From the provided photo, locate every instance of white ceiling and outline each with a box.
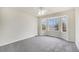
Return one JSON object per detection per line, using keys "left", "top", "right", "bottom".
{"left": 9, "top": 7, "right": 74, "bottom": 16}
{"left": 43, "top": 7, "right": 73, "bottom": 15}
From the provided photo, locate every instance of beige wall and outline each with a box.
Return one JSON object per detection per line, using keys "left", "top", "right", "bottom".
{"left": 39, "top": 9, "right": 75, "bottom": 42}
{"left": 0, "top": 8, "right": 38, "bottom": 46}
{"left": 75, "top": 8, "right": 79, "bottom": 49}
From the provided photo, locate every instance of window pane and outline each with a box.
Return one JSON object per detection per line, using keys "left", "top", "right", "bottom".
{"left": 61, "top": 16, "right": 68, "bottom": 32}
{"left": 41, "top": 19, "right": 47, "bottom": 31}
{"left": 48, "top": 17, "right": 59, "bottom": 31}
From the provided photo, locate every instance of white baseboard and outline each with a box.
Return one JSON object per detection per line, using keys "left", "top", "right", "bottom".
{"left": 0, "top": 34, "right": 37, "bottom": 47}
{"left": 75, "top": 40, "right": 79, "bottom": 50}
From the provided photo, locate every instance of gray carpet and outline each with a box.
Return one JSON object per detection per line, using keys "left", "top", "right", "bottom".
{"left": 0, "top": 36, "right": 78, "bottom": 52}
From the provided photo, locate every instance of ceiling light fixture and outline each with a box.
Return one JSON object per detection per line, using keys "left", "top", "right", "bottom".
{"left": 38, "top": 7, "right": 46, "bottom": 16}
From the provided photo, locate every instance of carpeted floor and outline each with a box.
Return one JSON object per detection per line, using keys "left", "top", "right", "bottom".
{"left": 0, "top": 36, "right": 78, "bottom": 52}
